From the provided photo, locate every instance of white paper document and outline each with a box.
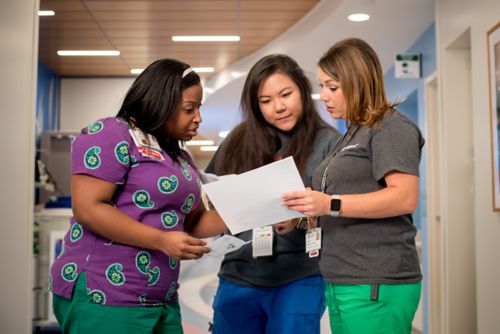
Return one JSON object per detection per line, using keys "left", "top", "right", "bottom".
{"left": 202, "top": 156, "right": 306, "bottom": 234}
{"left": 207, "top": 235, "right": 251, "bottom": 257}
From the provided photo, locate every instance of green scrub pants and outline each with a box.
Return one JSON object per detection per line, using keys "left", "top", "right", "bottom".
{"left": 52, "top": 272, "right": 183, "bottom": 334}
{"left": 325, "top": 282, "right": 421, "bottom": 334}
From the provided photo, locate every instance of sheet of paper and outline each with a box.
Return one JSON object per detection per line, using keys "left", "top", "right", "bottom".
{"left": 202, "top": 156, "right": 305, "bottom": 234}
{"left": 207, "top": 235, "right": 251, "bottom": 257}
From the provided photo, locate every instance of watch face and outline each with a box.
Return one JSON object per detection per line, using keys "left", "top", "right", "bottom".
{"left": 331, "top": 198, "right": 341, "bottom": 211}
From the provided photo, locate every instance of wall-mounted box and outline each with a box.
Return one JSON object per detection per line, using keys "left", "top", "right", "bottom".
{"left": 395, "top": 53, "right": 421, "bottom": 79}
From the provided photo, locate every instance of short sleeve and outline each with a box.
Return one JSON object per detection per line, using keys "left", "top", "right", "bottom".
{"left": 371, "top": 118, "right": 423, "bottom": 182}
{"left": 71, "top": 118, "right": 132, "bottom": 184}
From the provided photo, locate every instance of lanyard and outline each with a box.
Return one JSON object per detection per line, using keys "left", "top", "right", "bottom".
{"left": 320, "top": 125, "right": 359, "bottom": 192}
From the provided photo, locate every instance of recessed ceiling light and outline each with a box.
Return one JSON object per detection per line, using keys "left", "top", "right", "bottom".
{"left": 200, "top": 146, "right": 219, "bottom": 152}
{"left": 348, "top": 13, "right": 370, "bottom": 22}
{"left": 186, "top": 140, "right": 215, "bottom": 146}
{"left": 38, "top": 10, "right": 55, "bottom": 16}
{"left": 230, "top": 71, "right": 246, "bottom": 78}
{"left": 218, "top": 131, "right": 230, "bottom": 138}
{"left": 57, "top": 50, "right": 120, "bottom": 56}
{"left": 131, "top": 67, "right": 214, "bottom": 74}
{"left": 193, "top": 67, "right": 214, "bottom": 73}
{"left": 172, "top": 36, "right": 240, "bottom": 42}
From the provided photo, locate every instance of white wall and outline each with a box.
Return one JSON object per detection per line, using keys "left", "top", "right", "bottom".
{"left": 60, "top": 78, "right": 133, "bottom": 131}
{"left": 436, "top": 0, "right": 500, "bottom": 333}
{"left": 0, "top": 0, "right": 38, "bottom": 332}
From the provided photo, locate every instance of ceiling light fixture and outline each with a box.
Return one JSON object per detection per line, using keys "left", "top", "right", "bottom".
{"left": 38, "top": 10, "right": 55, "bottom": 16}
{"left": 193, "top": 67, "right": 214, "bottom": 73}
{"left": 131, "top": 67, "right": 214, "bottom": 74}
{"left": 348, "top": 13, "right": 370, "bottom": 22}
{"left": 172, "top": 36, "right": 240, "bottom": 42}
{"left": 200, "top": 146, "right": 219, "bottom": 152}
{"left": 218, "top": 131, "right": 230, "bottom": 138}
{"left": 57, "top": 50, "right": 120, "bottom": 56}
{"left": 186, "top": 140, "right": 215, "bottom": 146}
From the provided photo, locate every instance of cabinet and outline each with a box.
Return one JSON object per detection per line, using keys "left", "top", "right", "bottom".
{"left": 33, "top": 208, "right": 72, "bottom": 323}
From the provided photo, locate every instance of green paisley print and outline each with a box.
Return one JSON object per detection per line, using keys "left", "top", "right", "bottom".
{"left": 61, "top": 263, "right": 78, "bottom": 282}
{"left": 158, "top": 176, "right": 178, "bottom": 193}
{"left": 106, "top": 263, "right": 125, "bottom": 286}
{"left": 70, "top": 223, "right": 83, "bottom": 242}
{"left": 114, "top": 141, "right": 130, "bottom": 164}
{"left": 88, "top": 289, "right": 106, "bottom": 305}
{"left": 84, "top": 146, "right": 101, "bottom": 169}
{"left": 181, "top": 194, "right": 195, "bottom": 213}
{"left": 161, "top": 210, "right": 179, "bottom": 229}
{"left": 87, "top": 121, "right": 103, "bottom": 134}
{"left": 133, "top": 190, "right": 154, "bottom": 209}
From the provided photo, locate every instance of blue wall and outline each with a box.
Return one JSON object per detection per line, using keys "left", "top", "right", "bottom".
{"left": 36, "top": 61, "right": 60, "bottom": 146}
{"left": 384, "top": 23, "right": 436, "bottom": 334}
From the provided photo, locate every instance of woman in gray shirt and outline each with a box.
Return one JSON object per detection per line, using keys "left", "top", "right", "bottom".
{"left": 282, "top": 38, "right": 424, "bottom": 334}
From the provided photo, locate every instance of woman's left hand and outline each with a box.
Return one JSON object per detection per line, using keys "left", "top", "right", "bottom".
{"left": 281, "top": 187, "right": 331, "bottom": 217}
{"left": 273, "top": 219, "right": 296, "bottom": 234}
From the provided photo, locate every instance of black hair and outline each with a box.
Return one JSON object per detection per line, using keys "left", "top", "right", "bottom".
{"left": 117, "top": 58, "right": 200, "bottom": 160}
{"left": 214, "top": 54, "right": 330, "bottom": 175}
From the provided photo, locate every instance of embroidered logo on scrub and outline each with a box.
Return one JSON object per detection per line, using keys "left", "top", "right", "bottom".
{"left": 161, "top": 210, "right": 179, "bottom": 228}
{"left": 106, "top": 263, "right": 125, "bottom": 285}
{"left": 84, "top": 146, "right": 101, "bottom": 169}
{"left": 87, "top": 121, "right": 103, "bottom": 134}
{"left": 135, "top": 251, "right": 161, "bottom": 286}
{"left": 115, "top": 141, "right": 130, "bottom": 164}
{"left": 158, "top": 176, "right": 178, "bottom": 193}
{"left": 181, "top": 194, "right": 195, "bottom": 213}
{"left": 133, "top": 190, "right": 154, "bottom": 208}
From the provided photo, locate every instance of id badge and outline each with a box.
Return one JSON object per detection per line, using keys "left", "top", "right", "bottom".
{"left": 305, "top": 227, "right": 321, "bottom": 258}
{"left": 129, "top": 128, "right": 164, "bottom": 160}
{"left": 252, "top": 226, "right": 273, "bottom": 258}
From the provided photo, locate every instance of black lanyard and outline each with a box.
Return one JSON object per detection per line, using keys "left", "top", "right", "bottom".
{"left": 320, "top": 125, "right": 360, "bottom": 192}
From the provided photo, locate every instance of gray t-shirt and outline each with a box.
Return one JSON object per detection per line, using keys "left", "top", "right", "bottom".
{"left": 206, "top": 126, "right": 340, "bottom": 287}
{"left": 313, "top": 110, "right": 424, "bottom": 284}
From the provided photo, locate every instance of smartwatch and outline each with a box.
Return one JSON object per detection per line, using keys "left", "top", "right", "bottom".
{"left": 330, "top": 194, "right": 341, "bottom": 217}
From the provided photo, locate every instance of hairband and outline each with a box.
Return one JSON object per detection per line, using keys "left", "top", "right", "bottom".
{"left": 182, "top": 67, "right": 194, "bottom": 78}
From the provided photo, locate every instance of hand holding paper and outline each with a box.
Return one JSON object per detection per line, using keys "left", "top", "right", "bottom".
{"left": 207, "top": 235, "right": 251, "bottom": 257}
{"left": 202, "top": 157, "right": 306, "bottom": 234}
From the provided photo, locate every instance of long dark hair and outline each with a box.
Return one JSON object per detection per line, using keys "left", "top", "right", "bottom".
{"left": 117, "top": 58, "right": 200, "bottom": 161}
{"left": 214, "top": 54, "right": 329, "bottom": 175}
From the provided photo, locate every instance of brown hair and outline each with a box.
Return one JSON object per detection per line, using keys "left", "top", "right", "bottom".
{"left": 318, "top": 38, "right": 398, "bottom": 127}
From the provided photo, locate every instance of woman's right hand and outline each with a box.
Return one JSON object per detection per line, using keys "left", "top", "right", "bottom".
{"left": 156, "top": 231, "right": 210, "bottom": 260}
